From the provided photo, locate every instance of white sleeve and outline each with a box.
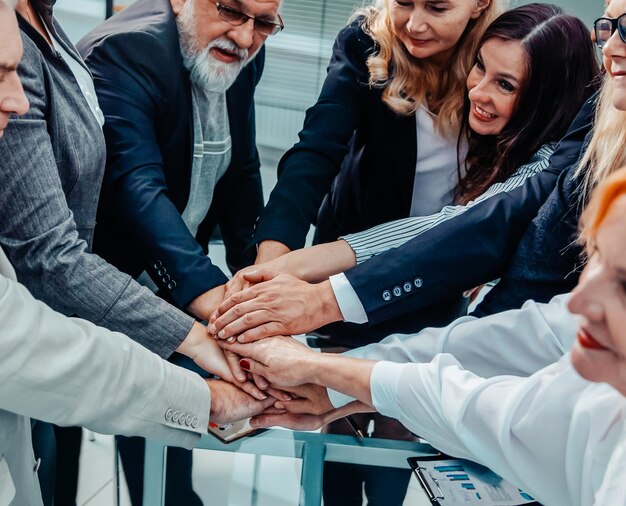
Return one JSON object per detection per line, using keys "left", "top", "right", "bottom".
{"left": 371, "top": 354, "right": 619, "bottom": 506}
{"left": 341, "top": 145, "right": 553, "bottom": 264}
{"left": 0, "top": 274, "right": 211, "bottom": 449}
{"left": 328, "top": 294, "right": 576, "bottom": 408}
{"left": 329, "top": 272, "right": 368, "bottom": 323}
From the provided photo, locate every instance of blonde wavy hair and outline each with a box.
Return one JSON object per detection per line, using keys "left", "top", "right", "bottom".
{"left": 355, "top": 0, "right": 502, "bottom": 137}
{"left": 576, "top": 75, "right": 626, "bottom": 203}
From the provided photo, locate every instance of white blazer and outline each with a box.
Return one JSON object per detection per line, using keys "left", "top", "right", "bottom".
{"left": 0, "top": 247, "right": 210, "bottom": 505}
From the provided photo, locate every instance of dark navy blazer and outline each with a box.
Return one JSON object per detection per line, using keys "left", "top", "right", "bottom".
{"left": 254, "top": 20, "right": 420, "bottom": 250}
{"left": 343, "top": 93, "right": 596, "bottom": 326}
{"left": 78, "top": 0, "right": 264, "bottom": 308}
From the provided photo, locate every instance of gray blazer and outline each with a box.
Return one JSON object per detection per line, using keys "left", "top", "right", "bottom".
{"left": 0, "top": 246, "right": 210, "bottom": 506}
{"left": 0, "top": 3, "right": 193, "bottom": 357}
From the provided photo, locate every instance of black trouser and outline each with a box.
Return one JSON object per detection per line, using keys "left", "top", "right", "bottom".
{"left": 31, "top": 421, "right": 82, "bottom": 506}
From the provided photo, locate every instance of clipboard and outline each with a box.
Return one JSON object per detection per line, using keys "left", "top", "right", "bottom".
{"left": 407, "top": 455, "right": 541, "bottom": 506}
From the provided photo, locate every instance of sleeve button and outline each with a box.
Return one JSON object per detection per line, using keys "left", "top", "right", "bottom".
{"left": 414, "top": 278, "right": 423, "bottom": 288}
{"left": 165, "top": 409, "right": 173, "bottom": 421}
{"left": 392, "top": 286, "right": 402, "bottom": 297}
{"left": 382, "top": 290, "right": 392, "bottom": 301}
{"left": 403, "top": 282, "right": 412, "bottom": 293}
{"left": 172, "top": 411, "right": 180, "bottom": 423}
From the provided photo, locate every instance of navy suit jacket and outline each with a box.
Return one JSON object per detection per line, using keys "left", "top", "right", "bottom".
{"left": 343, "top": 93, "right": 596, "bottom": 325}
{"left": 78, "top": 0, "right": 264, "bottom": 308}
{"left": 254, "top": 20, "right": 419, "bottom": 249}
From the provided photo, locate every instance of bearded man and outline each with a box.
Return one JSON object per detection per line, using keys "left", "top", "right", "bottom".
{"left": 78, "top": 0, "right": 282, "bottom": 324}
{"left": 77, "top": 0, "right": 282, "bottom": 503}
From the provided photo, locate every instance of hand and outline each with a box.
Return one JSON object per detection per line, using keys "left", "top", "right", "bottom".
{"left": 217, "top": 249, "right": 296, "bottom": 309}
{"left": 208, "top": 273, "right": 343, "bottom": 342}
{"left": 250, "top": 400, "right": 370, "bottom": 431}
{"left": 255, "top": 240, "right": 291, "bottom": 264}
{"left": 214, "top": 265, "right": 279, "bottom": 317}
{"left": 271, "top": 383, "right": 333, "bottom": 415}
{"left": 207, "top": 379, "right": 277, "bottom": 426}
{"left": 187, "top": 284, "right": 226, "bottom": 322}
{"left": 220, "top": 335, "right": 317, "bottom": 387}
{"left": 223, "top": 348, "right": 294, "bottom": 402}
{"left": 177, "top": 322, "right": 268, "bottom": 400}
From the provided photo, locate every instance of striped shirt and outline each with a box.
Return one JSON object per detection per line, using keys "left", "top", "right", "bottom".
{"left": 342, "top": 144, "right": 556, "bottom": 264}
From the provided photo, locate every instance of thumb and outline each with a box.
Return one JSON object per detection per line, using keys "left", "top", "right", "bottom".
{"left": 242, "top": 267, "right": 278, "bottom": 284}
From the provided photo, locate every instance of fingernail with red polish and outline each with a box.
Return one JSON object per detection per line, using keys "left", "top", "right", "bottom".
{"left": 240, "top": 359, "right": 250, "bottom": 370}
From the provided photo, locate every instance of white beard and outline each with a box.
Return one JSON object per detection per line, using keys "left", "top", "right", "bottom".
{"left": 176, "top": 0, "right": 253, "bottom": 93}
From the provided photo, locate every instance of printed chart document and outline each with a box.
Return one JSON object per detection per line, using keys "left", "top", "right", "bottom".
{"left": 408, "top": 456, "right": 540, "bottom": 505}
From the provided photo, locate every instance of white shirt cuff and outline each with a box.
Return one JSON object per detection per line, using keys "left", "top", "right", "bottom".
{"left": 328, "top": 273, "right": 368, "bottom": 324}
{"left": 328, "top": 346, "right": 369, "bottom": 408}
{"left": 370, "top": 361, "right": 408, "bottom": 418}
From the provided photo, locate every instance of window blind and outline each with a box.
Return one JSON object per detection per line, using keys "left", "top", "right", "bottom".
{"left": 255, "top": 0, "right": 365, "bottom": 151}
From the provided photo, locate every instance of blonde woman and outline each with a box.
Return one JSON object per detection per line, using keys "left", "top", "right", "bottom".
{"left": 253, "top": 2, "right": 494, "bottom": 502}
{"left": 254, "top": 0, "right": 499, "bottom": 263}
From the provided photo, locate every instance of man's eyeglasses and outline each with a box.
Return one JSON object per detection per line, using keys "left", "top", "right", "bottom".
{"left": 594, "top": 14, "right": 626, "bottom": 48}
{"left": 214, "top": 1, "right": 284, "bottom": 36}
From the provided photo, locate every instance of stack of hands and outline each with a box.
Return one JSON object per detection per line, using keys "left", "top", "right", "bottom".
{"left": 180, "top": 242, "right": 368, "bottom": 429}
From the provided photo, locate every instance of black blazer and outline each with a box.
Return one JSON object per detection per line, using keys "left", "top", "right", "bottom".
{"left": 254, "top": 19, "right": 419, "bottom": 249}
{"left": 78, "top": 0, "right": 264, "bottom": 308}
{"left": 343, "top": 94, "right": 596, "bottom": 325}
